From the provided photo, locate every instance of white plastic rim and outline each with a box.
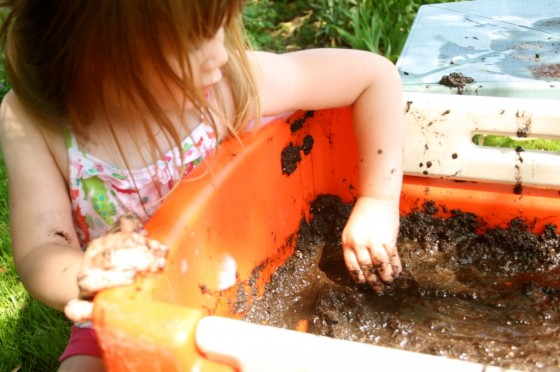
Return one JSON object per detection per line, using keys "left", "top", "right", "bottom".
{"left": 403, "top": 92, "right": 560, "bottom": 189}
{"left": 196, "top": 316, "right": 514, "bottom": 372}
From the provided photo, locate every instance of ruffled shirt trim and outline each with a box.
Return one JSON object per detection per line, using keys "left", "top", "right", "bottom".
{"left": 65, "top": 124, "right": 217, "bottom": 247}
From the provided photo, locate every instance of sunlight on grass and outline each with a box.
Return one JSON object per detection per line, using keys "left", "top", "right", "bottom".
{"left": 244, "top": 0, "right": 463, "bottom": 62}
{"left": 473, "top": 134, "right": 560, "bottom": 152}
{"left": 0, "top": 152, "right": 70, "bottom": 372}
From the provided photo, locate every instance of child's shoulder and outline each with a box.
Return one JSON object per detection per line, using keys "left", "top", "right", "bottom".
{"left": 1, "top": 90, "right": 23, "bottom": 122}
{"left": 0, "top": 91, "right": 33, "bottom": 143}
{"left": 0, "top": 90, "right": 68, "bottom": 178}
{"left": 1, "top": 90, "right": 44, "bottom": 134}
{"left": 0, "top": 90, "right": 60, "bottom": 139}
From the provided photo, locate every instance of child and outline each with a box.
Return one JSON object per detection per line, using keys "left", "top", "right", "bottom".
{"left": 0, "top": 1, "right": 404, "bottom": 370}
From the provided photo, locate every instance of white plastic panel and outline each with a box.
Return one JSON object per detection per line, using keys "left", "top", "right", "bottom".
{"left": 196, "top": 316, "right": 506, "bottom": 372}
{"left": 403, "top": 92, "right": 560, "bottom": 189}
{"left": 396, "top": 0, "right": 560, "bottom": 99}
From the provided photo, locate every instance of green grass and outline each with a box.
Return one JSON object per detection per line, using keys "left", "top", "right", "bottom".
{"left": 0, "top": 151, "right": 71, "bottom": 372}
{"left": 474, "top": 135, "right": 560, "bottom": 152}
{"left": 244, "top": 0, "right": 462, "bottom": 62}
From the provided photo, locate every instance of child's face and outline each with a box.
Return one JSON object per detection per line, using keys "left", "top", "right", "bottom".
{"left": 187, "top": 27, "right": 228, "bottom": 90}
{"left": 151, "top": 27, "right": 227, "bottom": 109}
{"left": 103, "top": 27, "right": 228, "bottom": 115}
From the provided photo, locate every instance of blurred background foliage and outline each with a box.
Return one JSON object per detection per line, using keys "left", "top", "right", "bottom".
{"left": 243, "top": 0, "right": 461, "bottom": 62}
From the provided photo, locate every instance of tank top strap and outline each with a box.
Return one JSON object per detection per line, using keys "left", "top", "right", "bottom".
{"left": 62, "top": 125, "right": 79, "bottom": 152}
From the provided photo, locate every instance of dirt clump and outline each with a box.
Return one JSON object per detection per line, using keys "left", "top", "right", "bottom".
{"left": 280, "top": 143, "right": 302, "bottom": 175}
{"left": 530, "top": 63, "right": 560, "bottom": 80}
{"left": 242, "top": 195, "right": 560, "bottom": 371}
{"left": 439, "top": 72, "right": 475, "bottom": 95}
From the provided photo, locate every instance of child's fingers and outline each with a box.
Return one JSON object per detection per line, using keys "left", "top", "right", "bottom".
{"left": 343, "top": 248, "right": 365, "bottom": 284}
{"left": 361, "top": 264, "right": 384, "bottom": 293}
{"left": 382, "top": 241, "right": 403, "bottom": 281}
{"left": 109, "top": 245, "right": 167, "bottom": 272}
{"left": 375, "top": 261, "right": 394, "bottom": 284}
{"left": 78, "top": 269, "right": 136, "bottom": 298}
{"left": 389, "top": 248, "right": 402, "bottom": 279}
{"left": 345, "top": 244, "right": 403, "bottom": 293}
{"left": 351, "top": 243, "right": 377, "bottom": 286}
{"left": 147, "top": 239, "right": 169, "bottom": 269}
{"left": 148, "top": 238, "right": 169, "bottom": 254}
{"left": 343, "top": 243, "right": 393, "bottom": 291}
{"left": 64, "top": 299, "right": 94, "bottom": 323}
{"left": 365, "top": 243, "right": 395, "bottom": 283}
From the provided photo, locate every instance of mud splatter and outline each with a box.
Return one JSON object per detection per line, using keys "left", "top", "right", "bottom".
{"left": 281, "top": 143, "right": 302, "bottom": 175}
{"left": 301, "top": 135, "right": 314, "bottom": 155}
{"left": 51, "top": 230, "right": 72, "bottom": 245}
{"left": 290, "top": 111, "right": 315, "bottom": 133}
{"left": 530, "top": 63, "right": 560, "bottom": 80}
{"left": 439, "top": 72, "right": 475, "bottom": 95}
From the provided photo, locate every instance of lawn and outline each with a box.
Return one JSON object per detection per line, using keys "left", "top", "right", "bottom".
{"left": 0, "top": 1, "right": 474, "bottom": 370}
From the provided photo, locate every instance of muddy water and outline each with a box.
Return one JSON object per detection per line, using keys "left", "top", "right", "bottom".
{"left": 242, "top": 195, "right": 560, "bottom": 371}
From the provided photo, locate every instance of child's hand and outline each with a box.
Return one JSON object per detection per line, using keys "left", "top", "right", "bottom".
{"left": 64, "top": 212, "right": 168, "bottom": 322}
{"left": 341, "top": 197, "right": 401, "bottom": 293}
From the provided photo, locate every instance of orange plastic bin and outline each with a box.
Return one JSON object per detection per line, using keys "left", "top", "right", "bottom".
{"left": 93, "top": 95, "right": 560, "bottom": 371}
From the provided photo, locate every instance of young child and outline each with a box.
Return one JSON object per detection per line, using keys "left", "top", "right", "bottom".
{"left": 0, "top": 1, "right": 404, "bottom": 370}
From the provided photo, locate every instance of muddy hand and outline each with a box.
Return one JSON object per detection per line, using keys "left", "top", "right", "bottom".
{"left": 65, "top": 212, "right": 168, "bottom": 322}
{"left": 77, "top": 226, "right": 168, "bottom": 298}
{"left": 341, "top": 197, "right": 402, "bottom": 293}
{"left": 65, "top": 299, "right": 94, "bottom": 323}
{"left": 343, "top": 242, "right": 401, "bottom": 293}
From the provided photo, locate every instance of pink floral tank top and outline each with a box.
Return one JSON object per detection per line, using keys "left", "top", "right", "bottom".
{"left": 65, "top": 124, "right": 217, "bottom": 248}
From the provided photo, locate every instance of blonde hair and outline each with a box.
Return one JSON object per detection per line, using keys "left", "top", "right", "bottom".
{"left": 0, "top": 0, "right": 259, "bottom": 173}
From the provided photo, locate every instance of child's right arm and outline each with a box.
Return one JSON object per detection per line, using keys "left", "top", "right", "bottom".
{"left": 0, "top": 91, "right": 83, "bottom": 311}
{"left": 1, "top": 92, "right": 169, "bottom": 316}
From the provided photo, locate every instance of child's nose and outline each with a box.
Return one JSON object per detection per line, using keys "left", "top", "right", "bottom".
{"left": 200, "top": 49, "right": 228, "bottom": 72}
{"left": 200, "top": 28, "right": 228, "bottom": 72}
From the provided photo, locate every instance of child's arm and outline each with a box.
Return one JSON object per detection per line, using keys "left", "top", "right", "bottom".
{"left": 0, "top": 91, "right": 84, "bottom": 310}
{"left": 1, "top": 93, "right": 168, "bottom": 315}
{"left": 252, "top": 49, "right": 404, "bottom": 291}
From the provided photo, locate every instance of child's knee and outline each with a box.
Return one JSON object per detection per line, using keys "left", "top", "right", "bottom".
{"left": 58, "top": 355, "right": 104, "bottom": 372}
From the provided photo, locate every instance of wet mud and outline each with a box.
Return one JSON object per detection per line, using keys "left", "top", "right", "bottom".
{"left": 439, "top": 72, "right": 475, "bottom": 95}
{"left": 281, "top": 111, "right": 315, "bottom": 175}
{"left": 242, "top": 195, "right": 560, "bottom": 371}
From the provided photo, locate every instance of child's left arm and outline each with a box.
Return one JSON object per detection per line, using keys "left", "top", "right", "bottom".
{"left": 252, "top": 49, "right": 404, "bottom": 292}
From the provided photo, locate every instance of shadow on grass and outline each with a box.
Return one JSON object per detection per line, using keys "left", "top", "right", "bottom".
{"left": 2, "top": 295, "right": 70, "bottom": 372}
